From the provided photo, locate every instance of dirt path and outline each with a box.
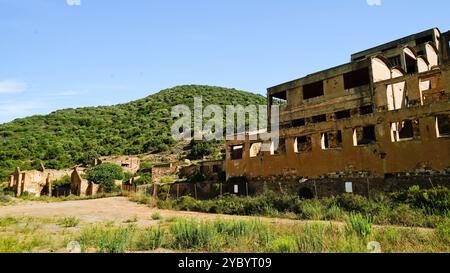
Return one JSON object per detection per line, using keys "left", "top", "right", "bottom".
{"left": 0, "top": 197, "right": 434, "bottom": 232}
{"left": 0, "top": 197, "right": 307, "bottom": 227}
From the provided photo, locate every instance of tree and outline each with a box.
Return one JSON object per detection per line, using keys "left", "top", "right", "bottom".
{"left": 188, "top": 140, "right": 217, "bottom": 160}
{"left": 86, "top": 163, "right": 124, "bottom": 193}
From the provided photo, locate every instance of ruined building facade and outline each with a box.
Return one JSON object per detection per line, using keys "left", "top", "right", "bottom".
{"left": 225, "top": 28, "right": 450, "bottom": 197}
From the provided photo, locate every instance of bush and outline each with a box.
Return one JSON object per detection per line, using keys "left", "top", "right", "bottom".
{"left": 52, "top": 176, "right": 71, "bottom": 190}
{"left": 86, "top": 163, "right": 124, "bottom": 193}
{"left": 345, "top": 213, "right": 372, "bottom": 239}
{"left": 79, "top": 225, "right": 135, "bottom": 253}
{"left": 272, "top": 236, "right": 298, "bottom": 253}
{"left": 134, "top": 226, "right": 165, "bottom": 250}
{"left": 296, "top": 224, "right": 326, "bottom": 253}
{"left": 298, "top": 200, "right": 325, "bottom": 220}
{"left": 435, "top": 218, "right": 450, "bottom": 244}
{"left": 151, "top": 212, "right": 162, "bottom": 220}
{"left": 170, "top": 219, "right": 216, "bottom": 249}
{"left": 336, "top": 194, "right": 370, "bottom": 213}
{"left": 388, "top": 204, "right": 425, "bottom": 227}
{"left": 391, "top": 186, "right": 450, "bottom": 215}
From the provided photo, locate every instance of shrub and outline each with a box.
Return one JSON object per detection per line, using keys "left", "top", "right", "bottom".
{"left": 58, "top": 217, "right": 79, "bottom": 228}
{"left": 296, "top": 224, "right": 326, "bottom": 253}
{"left": 170, "top": 219, "right": 216, "bottom": 249}
{"left": 345, "top": 213, "right": 372, "bottom": 239}
{"left": 131, "top": 192, "right": 153, "bottom": 205}
{"left": 52, "top": 175, "right": 71, "bottom": 191}
{"left": 79, "top": 225, "right": 135, "bottom": 253}
{"left": 0, "top": 194, "right": 13, "bottom": 204}
{"left": 435, "top": 218, "right": 450, "bottom": 244}
{"left": 272, "top": 236, "right": 298, "bottom": 253}
{"left": 0, "top": 217, "right": 19, "bottom": 227}
{"left": 134, "top": 226, "right": 165, "bottom": 250}
{"left": 299, "top": 200, "right": 325, "bottom": 220}
{"left": 391, "top": 186, "right": 450, "bottom": 215}
{"left": 86, "top": 163, "right": 124, "bottom": 193}
{"left": 325, "top": 205, "right": 344, "bottom": 221}
{"left": 388, "top": 204, "right": 425, "bottom": 227}
{"left": 151, "top": 212, "right": 162, "bottom": 220}
{"left": 336, "top": 194, "right": 370, "bottom": 213}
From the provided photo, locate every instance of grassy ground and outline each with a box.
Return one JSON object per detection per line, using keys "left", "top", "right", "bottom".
{"left": 1, "top": 214, "right": 449, "bottom": 253}
{"left": 0, "top": 192, "right": 122, "bottom": 206}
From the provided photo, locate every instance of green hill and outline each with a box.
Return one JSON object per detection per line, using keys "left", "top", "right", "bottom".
{"left": 0, "top": 85, "right": 266, "bottom": 181}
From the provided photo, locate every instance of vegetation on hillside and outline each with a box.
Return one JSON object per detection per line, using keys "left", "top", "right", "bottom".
{"left": 0, "top": 85, "right": 266, "bottom": 181}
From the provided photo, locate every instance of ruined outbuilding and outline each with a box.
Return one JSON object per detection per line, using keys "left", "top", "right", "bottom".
{"left": 95, "top": 156, "right": 141, "bottom": 174}
{"left": 226, "top": 28, "right": 450, "bottom": 197}
{"left": 70, "top": 167, "right": 102, "bottom": 197}
{"left": 9, "top": 164, "right": 72, "bottom": 197}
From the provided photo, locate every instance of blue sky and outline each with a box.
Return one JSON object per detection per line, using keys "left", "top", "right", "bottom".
{"left": 0, "top": 0, "right": 449, "bottom": 123}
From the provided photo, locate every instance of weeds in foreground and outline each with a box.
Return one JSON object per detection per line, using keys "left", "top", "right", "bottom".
{"left": 58, "top": 217, "right": 80, "bottom": 228}
{"left": 345, "top": 213, "right": 373, "bottom": 239}
{"left": 151, "top": 212, "right": 162, "bottom": 220}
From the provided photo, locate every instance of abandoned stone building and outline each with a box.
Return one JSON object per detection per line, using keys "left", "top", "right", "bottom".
{"left": 225, "top": 28, "right": 450, "bottom": 198}
{"left": 95, "top": 156, "right": 141, "bottom": 174}
{"left": 9, "top": 164, "right": 72, "bottom": 197}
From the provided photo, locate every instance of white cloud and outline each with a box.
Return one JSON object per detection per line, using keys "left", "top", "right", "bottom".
{"left": 66, "top": 0, "right": 81, "bottom": 6}
{"left": 48, "top": 90, "right": 85, "bottom": 97}
{"left": 0, "top": 79, "right": 27, "bottom": 94}
{"left": 0, "top": 100, "right": 47, "bottom": 124}
{"left": 367, "top": 0, "right": 382, "bottom": 6}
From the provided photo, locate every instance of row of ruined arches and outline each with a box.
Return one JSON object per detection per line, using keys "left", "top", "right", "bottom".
{"left": 371, "top": 42, "right": 440, "bottom": 111}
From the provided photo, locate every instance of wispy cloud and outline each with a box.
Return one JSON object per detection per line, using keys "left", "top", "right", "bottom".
{"left": 66, "top": 0, "right": 81, "bottom": 6}
{"left": 0, "top": 100, "right": 47, "bottom": 124}
{"left": 0, "top": 79, "right": 27, "bottom": 94}
{"left": 48, "top": 90, "right": 86, "bottom": 97}
{"left": 367, "top": 0, "right": 382, "bottom": 6}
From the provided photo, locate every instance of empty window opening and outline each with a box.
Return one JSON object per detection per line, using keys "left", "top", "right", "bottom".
{"left": 298, "top": 187, "right": 314, "bottom": 199}
{"left": 271, "top": 138, "right": 286, "bottom": 155}
{"left": 388, "top": 55, "right": 402, "bottom": 67}
{"left": 436, "top": 115, "right": 450, "bottom": 138}
{"left": 391, "top": 120, "right": 419, "bottom": 142}
{"left": 343, "top": 67, "right": 370, "bottom": 90}
{"left": 405, "top": 54, "right": 418, "bottom": 74}
{"left": 294, "top": 136, "right": 312, "bottom": 153}
{"left": 270, "top": 91, "right": 287, "bottom": 105}
{"left": 359, "top": 105, "right": 374, "bottom": 115}
{"left": 292, "top": 118, "right": 305, "bottom": 127}
{"left": 303, "top": 81, "right": 324, "bottom": 100}
{"left": 387, "top": 81, "right": 408, "bottom": 111}
{"left": 321, "top": 131, "right": 343, "bottom": 150}
{"left": 312, "top": 114, "right": 327, "bottom": 124}
{"left": 353, "top": 126, "right": 376, "bottom": 146}
{"left": 335, "top": 110, "right": 351, "bottom": 120}
{"left": 249, "top": 142, "right": 262, "bottom": 158}
{"left": 212, "top": 165, "right": 221, "bottom": 173}
{"left": 415, "top": 35, "right": 434, "bottom": 46}
{"left": 231, "top": 145, "right": 244, "bottom": 160}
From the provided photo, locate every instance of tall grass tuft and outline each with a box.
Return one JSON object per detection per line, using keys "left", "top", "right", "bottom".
{"left": 58, "top": 217, "right": 79, "bottom": 228}
{"left": 79, "top": 225, "right": 135, "bottom": 253}
{"left": 134, "top": 226, "right": 165, "bottom": 251}
{"left": 345, "top": 213, "right": 372, "bottom": 239}
{"left": 170, "top": 219, "right": 216, "bottom": 249}
{"left": 296, "top": 224, "right": 326, "bottom": 253}
{"left": 272, "top": 236, "right": 298, "bottom": 253}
